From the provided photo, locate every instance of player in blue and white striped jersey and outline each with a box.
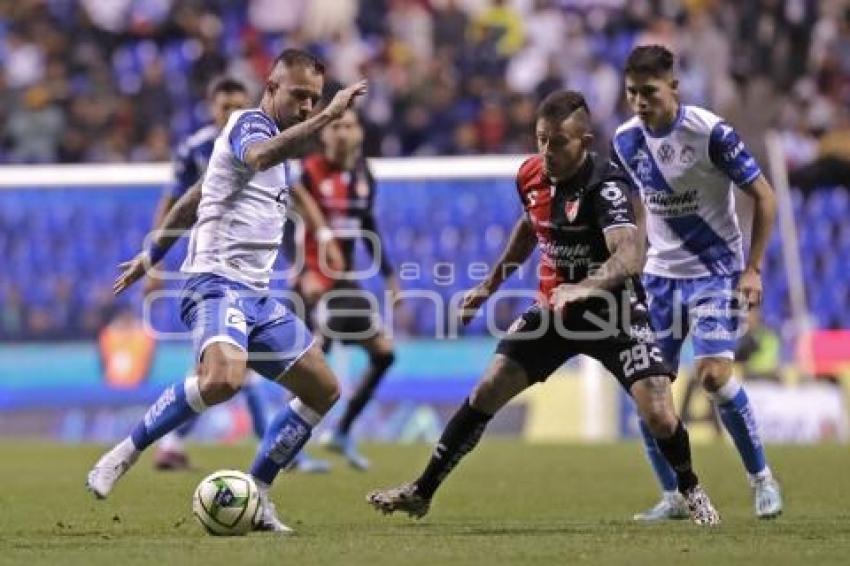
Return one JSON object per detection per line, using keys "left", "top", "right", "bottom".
{"left": 87, "top": 49, "right": 367, "bottom": 533}
{"left": 145, "top": 77, "right": 329, "bottom": 474}
{"left": 612, "top": 45, "right": 783, "bottom": 521}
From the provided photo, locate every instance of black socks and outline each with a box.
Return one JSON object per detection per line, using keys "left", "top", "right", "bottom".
{"left": 337, "top": 352, "right": 395, "bottom": 435}
{"left": 654, "top": 419, "right": 699, "bottom": 494}
{"left": 415, "top": 399, "right": 493, "bottom": 499}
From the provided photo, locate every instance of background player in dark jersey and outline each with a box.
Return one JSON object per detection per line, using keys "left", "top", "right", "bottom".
{"left": 292, "top": 108, "right": 400, "bottom": 470}
{"left": 367, "top": 91, "right": 720, "bottom": 525}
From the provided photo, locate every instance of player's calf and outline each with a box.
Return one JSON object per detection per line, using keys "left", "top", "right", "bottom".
{"left": 249, "top": 345, "right": 340, "bottom": 491}
{"left": 698, "top": 356, "right": 779, "bottom": 515}
{"left": 631, "top": 374, "right": 721, "bottom": 525}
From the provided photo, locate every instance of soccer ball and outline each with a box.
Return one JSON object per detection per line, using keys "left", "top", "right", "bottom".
{"left": 192, "top": 470, "right": 260, "bottom": 536}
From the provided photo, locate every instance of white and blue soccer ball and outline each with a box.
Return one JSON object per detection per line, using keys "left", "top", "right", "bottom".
{"left": 192, "top": 470, "right": 260, "bottom": 536}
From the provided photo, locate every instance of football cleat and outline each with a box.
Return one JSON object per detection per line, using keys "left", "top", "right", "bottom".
{"left": 86, "top": 439, "right": 139, "bottom": 499}
{"left": 367, "top": 483, "right": 431, "bottom": 519}
{"left": 287, "top": 452, "right": 332, "bottom": 474}
{"left": 633, "top": 492, "right": 690, "bottom": 522}
{"left": 684, "top": 485, "right": 721, "bottom": 526}
{"left": 752, "top": 475, "right": 783, "bottom": 519}
{"left": 323, "top": 431, "right": 370, "bottom": 471}
{"left": 254, "top": 489, "right": 294, "bottom": 534}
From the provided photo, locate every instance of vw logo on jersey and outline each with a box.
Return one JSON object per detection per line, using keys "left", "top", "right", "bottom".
{"left": 564, "top": 197, "right": 581, "bottom": 222}
{"left": 658, "top": 142, "right": 676, "bottom": 164}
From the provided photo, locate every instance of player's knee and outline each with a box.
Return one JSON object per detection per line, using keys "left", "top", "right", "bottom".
{"left": 198, "top": 355, "right": 246, "bottom": 405}
{"left": 198, "top": 369, "right": 243, "bottom": 405}
{"left": 696, "top": 358, "right": 732, "bottom": 392}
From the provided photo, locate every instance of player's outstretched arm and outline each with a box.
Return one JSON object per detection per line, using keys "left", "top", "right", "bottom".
{"left": 113, "top": 182, "right": 203, "bottom": 295}
{"left": 459, "top": 216, "right": 535, "bottom": 325}
{"left": 551, "top": 225, "right": 641, "bottom": 310}
{"left": 243, "top": 81, "right": 368, "bottom": 171}
{"left": 738, "top": 174, "right": 777, "bottom": 307}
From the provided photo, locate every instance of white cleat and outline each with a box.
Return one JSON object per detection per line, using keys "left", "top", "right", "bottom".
{"left": 684, "top": 485, "right": 721, "bottom": 526}
{"left": 254, "top": 490, "right": 294, "bottom": 534}
{"left": 633, "top": 492, "right": 690, "bottom": 522}
{"left": 753, "top": 476, "right": 783, "bottom": 519}
{"left": 86, "top": 439, "right": 139, "bottom": 499}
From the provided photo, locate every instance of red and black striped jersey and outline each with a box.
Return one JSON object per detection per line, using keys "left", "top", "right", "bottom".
{"left": 299, "top": 153, "right": 392, "bottom": 285}
{"left": 516, "top": 153, "right": 638, "bottom": 301}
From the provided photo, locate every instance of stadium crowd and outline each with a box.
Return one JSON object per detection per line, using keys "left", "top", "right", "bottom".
{"left": 0, "top": 0, "right": 848, "bottom": 170}
{"left": 1, "top": 0, "right": 849, "bottom": 342}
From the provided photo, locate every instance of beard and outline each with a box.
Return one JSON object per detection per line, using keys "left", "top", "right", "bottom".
{"left": 276, "top": 112, "right": 302, "bottom": 130}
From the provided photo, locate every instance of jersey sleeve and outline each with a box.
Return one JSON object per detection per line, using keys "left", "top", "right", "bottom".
{"left": 164, "top": 142, "right": 198, "bottom": 199}
{"left": 607, "top": 141, "right": 639, "bottom": 194}
{"left": 228, "top": 112, "right": 277, "bottom": 164}
{"left": 708, "top": 121, "right": 762, "bottom": 186}
{"left": 592, "top": 175, "right": 637, "bottom": 233}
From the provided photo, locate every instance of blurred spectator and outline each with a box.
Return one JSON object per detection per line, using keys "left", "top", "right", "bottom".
{"left": 790, "top": 110, "right": 850, "bottom": 194}
{"left": 0, "top": 0, "right": 844, "bottom": 166}
{"left": 433, "top": 0, "right": 469, "bottom": 50}
{"left": 388, "top": 0, "right": 433, "bottom": 63}
{"left": 3, "top": 28, "right": 45, "bottom": 89}
{"left": 471, "top": 0, "right": 525, "bottom": 58}
{"left": 130, "top": 124, "right": 171, "bottom": 162}
{"left": 6, "top": 84, "right": 64, "bottom": 163}
{"left": 248, "top": 0, "right": 306, "bottom": 34}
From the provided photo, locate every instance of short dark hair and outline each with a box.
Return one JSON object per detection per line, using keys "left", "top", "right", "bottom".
{"left": 536, "top": 90, "right": 591, "bottom": 123}
{"left": 207, "top": 76, "right": 247, "bottom": 99}
{"left": 625, "top": 45, "right": 676, "bottom": 77}
{"left": 274, "top": 48, "right": 325, "bottom": 75}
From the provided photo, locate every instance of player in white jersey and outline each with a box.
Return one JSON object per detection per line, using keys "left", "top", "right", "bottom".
{"left": 86, "top": 49, "right": 367, "bottom": 533}
{"left": 143, "top": 76, "right": 330, "bottom": 474}
{"left": 611, "top": 45, "right": 783, "bottom": 521}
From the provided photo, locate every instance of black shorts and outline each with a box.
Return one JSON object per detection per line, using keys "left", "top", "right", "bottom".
{"left": 315, "top": 283, "right": 381, "bottom": 343}
{"left": 495, "top": 301, "right": 674, "bottom": 391}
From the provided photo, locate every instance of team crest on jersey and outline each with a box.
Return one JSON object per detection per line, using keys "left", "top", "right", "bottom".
{"left": 658, "top": 142, "right": 676, "bottom": 164}
{"left": 680, "top": 145, "right": 696, "bottom": 165}
{"left": 634, "top": 149, "right": 653, "bottom": 184}
{"left": 225, "top": 307, "right": 247, "bottom": 335}
{"left": 564, "top": 197, "right": 581, "bottom": 222}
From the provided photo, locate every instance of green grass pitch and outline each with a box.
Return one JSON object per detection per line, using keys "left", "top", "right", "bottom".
{"left": 2, "top": 440, "right": 848, "bottom": 565}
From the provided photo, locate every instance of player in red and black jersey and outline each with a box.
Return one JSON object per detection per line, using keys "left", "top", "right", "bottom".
{"left": 293, "top": 109, "right": 400, "bottom": 470}
{"left": 368, "top": 91, "right": 720, "bottom": 525}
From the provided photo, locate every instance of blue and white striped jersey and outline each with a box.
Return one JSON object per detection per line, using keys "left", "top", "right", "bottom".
{"left": 181, "top": 108, "right": 291, "bottom": 290}
{"left": 612, "top": 105, "right": 762, "bottom": 278}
